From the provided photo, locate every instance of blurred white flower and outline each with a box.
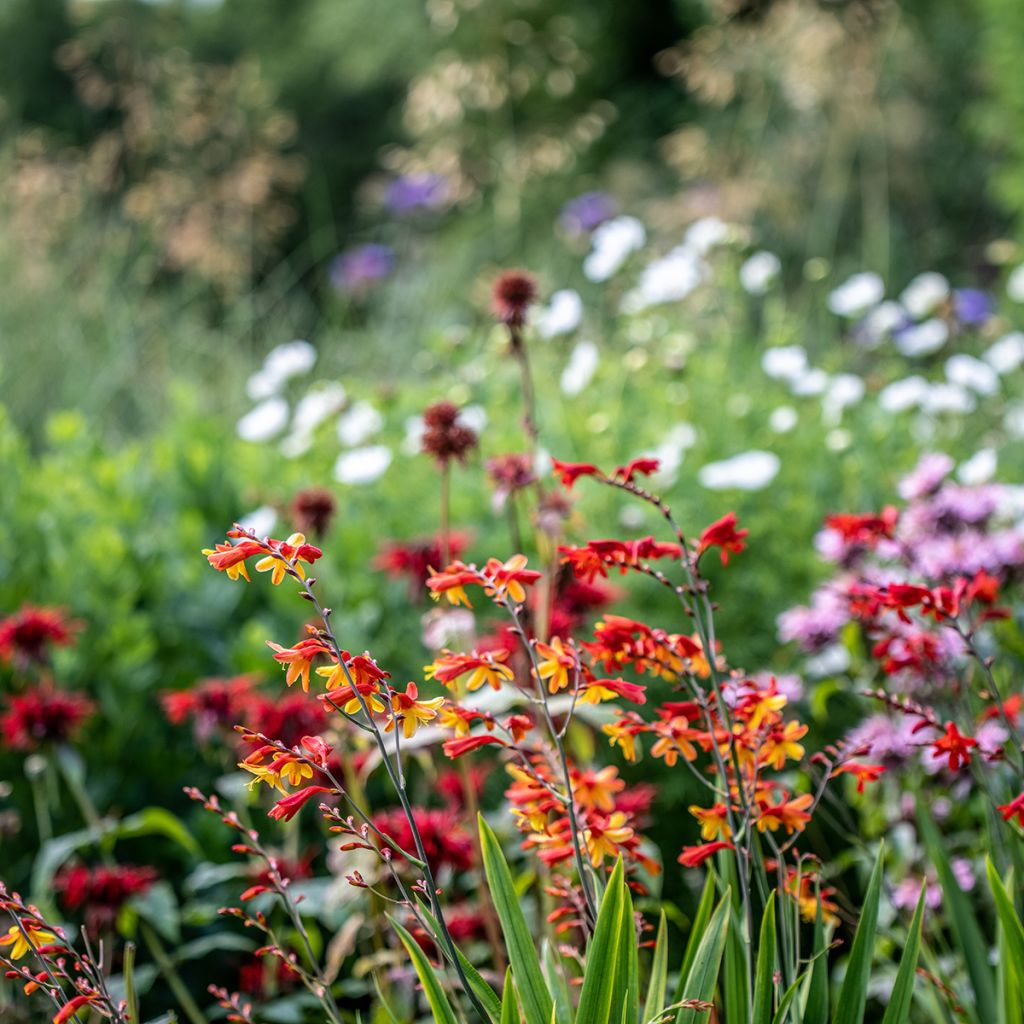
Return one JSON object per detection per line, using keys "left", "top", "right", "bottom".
{"left": 1007, "top": 264, "right": 1024, "bottom": 302}
{"left": 421, "top": 608, "right": 475, "bottom": 652}
{"left": 761, "top": 345, "right": 807, "bottom": 381}
{"left": 1005, "top": 403, "right": 1024, "bottom": 438}
{"left": 245, "top": 369, "right": 280, "bottom": 401}
{"left": 769, "top": 405, "right": 798, "bottom": 433}
{"left": 622, "top": 246, "right": 703, "bottom": 311}
{"left": 536, "top": 289, "right": 583, "bottom": 338}
{"left": 402, "top": 415, "right": 426, "bottom": 455}
{"left": 291, "top": 383, "right": 347, "bottom": 436}
{"left": 945, "top": 354, "right": 999, "bottom": 396}
{"left": 740, "top": 251, "right": 781, "bottom": 295}
{"left": 560, "top": 340, "right": 600, "bottom": 396}
{"left": 333, "top": 445, "right": 393, "bottom": 484}
{"left": 698, "top": 450, "right": 780, "bottom": 491}
{"left": 894, "top": 318, "right": 948, "bottom": 357}
{"left": 237, "top": 505, "right": 277, "bottom": 540}
{"left": 826, "top": 428, "right": 852, "bottom": 451}
{"left": 822, "top": 374, "right": 865, "bottom": 424}
{"left": 984, "top": 332, "right": 1024, "bottom": 374}
{"left": 280, "top": 432, "right": 313, "bottom": 459}
{"left": 878, "top": 375, "right": 929, "bottom": 413}
{"left": 921, "top": 382, "right": 975, "bottom": 415}
{"left": 684, "top": 216, "right": 730, "bottom": 254}
{"left": 789, "top": 367, "right": 829, "bottom": 396}
{"left": 583, "top": 216, "right": 645, "bottom": 282}
{"left": 459, "top": 404, "right": 488, "bottom": 434}
{"left": 899, "top": 272, "right": 949, "bottom": 319}
{"left": 828, "top": 272, "right": 884, "bottom": 317}
{"left": 804, "top": 644, "right": 851, "bottom": 677}
{"left": 237, "top": 397, "right": 289, "bottom": 442}
{"left": 859, "top": 301, "right": 905, "bottom": 347}
{"left": 337, "top": 401, "right": 384, "bottom": 446}
{"left": 958, "top": 449, "right": 997, "bottom": 485}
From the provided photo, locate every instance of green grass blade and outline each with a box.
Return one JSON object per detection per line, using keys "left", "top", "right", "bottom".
{"left": 502, "top": 967, "right": 522, "bottom": 1024}
{"left": 802, "top": 886, "right": 829, "bottom": 1024}
{"left": 577, "top": 858, "right": 628, "bottom": 1023}
{"left": 390, "top": 916, "right": 460, "bottom": 1024}
{"left": 618, "top": 873, "right": 640, "bottom": 1024}
{"left": 372, "top": 974, "right": 403, "bottom": 1024}
{"left": 754, "top": 892, "right": 777, "bottom": 1024}
{"left": 832, "top": 844, "right": 884, "bottom": 1024}
{"left": 542, "top": 941, "right": 573, "bottom": 1024}
{"left": 880, "top": 884, "right": 926, "bottom": 1024}
{"left": 673, "top": 870, "right": 717, "bottom": 1004}
{"left": 918, "top": 809, "right": 996, "bottom": 1023}
{"left": 676, "top": 891, "right": 730, "bottom": 1024}
{"left": 645, "top": 911, "right": 669, "bottom": 1021}
{"left": 478, "top": 815, "right": 553, "bottom": 1024}
{"left": 987, "top": 858, "right": 1024, "bottom": 984}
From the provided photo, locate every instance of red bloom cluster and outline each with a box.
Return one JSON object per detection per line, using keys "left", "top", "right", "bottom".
{"left": 559, "top": 537, "right": 683, "bottom": 582}
{"left": 372, "top": 807, "right": 475, "bottom": 873}
{"left": 375, "top": 533, "right": 469, "bottom": 588}
{"left": 491, "top": 269, "right": 538, "bottom": 327}
{"left": 1, "top": 687, "right": 94, "bottom": 751}
{"left": 421, "top": 401, "right": 479, "bottom": 465}
{"left": 55, "top": 864, "right": 157, "bottom": 932}
{"left": 0, "top": 605, "right": 80, "bottom": 667}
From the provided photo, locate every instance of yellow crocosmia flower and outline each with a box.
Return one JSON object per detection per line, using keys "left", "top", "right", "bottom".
{"left": 279, "top": 761, "right": 314, "bottom": 787}
{"left": 240, "top": 762, "right": 287, "bottom": 793}
{"left": 689, "top": 803, "right": 732, "bottom": 842}
{"left": 583, "top": 811, "right": 634, "bottom": 867}
{"left": 533, "top": 637, "right": 574, "bottom": 693}
{"left": 0, "top": 924, "right": 57, "bottom": 960}
{"left": 386, "top": 684, "right": 445, "bottom": 739}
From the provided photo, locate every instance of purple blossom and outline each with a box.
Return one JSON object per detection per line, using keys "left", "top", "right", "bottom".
{"left": 329, "top": 244, "right": 395, "bottom": 295}
{"left": 777, "top": 586, "right": 850, "bottom": 651}
{"left": 559, "top": 191, "right": 617, "bottom": 235}
{"left": 898, "top": 452, "right": 954, "bottom": 501}
{"left": 954, "top": 288, "right": 992, "bottom": 326}
{"left": 384, "top": 173, "right": 449, "bottom": 214}
{"left": 845, "top": 714, "right": 922, "bottom": 764}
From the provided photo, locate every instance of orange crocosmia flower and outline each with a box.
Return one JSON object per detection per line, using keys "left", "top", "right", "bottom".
{"left": 317, "top": 652, "right": 390, "bottom": 692}
{"left": 425, "top": 649, "right": 514, "bottom": 692}
{"left": 533, "top": 637, "right": 576, "bottom": 693}
{"left": 931, "top": 722, "right": 977, "bottom": 772}
{"left": 831, "top": 761, "right": 886, "bottom": 793}
{"left": 266, "top": 754, "right": 314, "bottom": 788}
{"left": 998, "top": 791, "right": 1024, "bottom": 826}
{"left": 0, "top": 923, "right": 58, "bottom": 960}
{"left": 252, "top": 532, "right": 321, "bottom": 585}
{"left": 426, "top": 562, "right": 478, "bottom": 608}
{"left": 319, "top": 679, "right": 388, "bottom": 715}
{"left": 690, "top": 803, "right": 732, "bottom": 842}
{"left": 602, "top": 713, "right": 647, "bottom": 762}
{"left": 439, "top": 705, "right": 480, "bottom": 737}
{"left": 203, "top": 540, "right": 263, "bottom": 581}
{"left": 579, "top": 677, "right": 647, "bottom": 705}
{"left": 266, "top": 636, "right": 330, "bottom": 692}
{"left": 650, "top": 717, "right": 701, "bottom": 766}
{"left": 484, "top": 554, "right": 543, "bottom": 604}
{"left": 761, "top": 720, "right": 808, "bottom": 770}
{"left": 505, "top": 713, "right": 534, "bottom": 743}
{"left": 678, "top": 841, "right": 734, "bottom": 868}
{"left": 269, "top": 785, "right": 334, "bottom": 822}
{"left": 739, "top": 684, "right": 787, "bottom": 732}
{"left": 756, "top": 793, "right": 814, "bottom": 834}
{"left": 386, "top": 682, "right": 445, "bottom": 739}
{"left": 612, "top": 457, "right": 661, "bottom": 484}
{"left": 583, "top": 811, "right": 634, "bottom": 866}
{"left": 697, "top": 512, "right": 749, "bottom": 566}
{"left": 54, "top": 995, "right": 101, "bottom": 1024}
{"left": 551, "top": 458, "right": 603, "bottom": 489}
{"left": 573, "top": 765, "right": 626, "bottom": 812}
{"left": 443, "top": 735, "right": 508, "bottom": 759}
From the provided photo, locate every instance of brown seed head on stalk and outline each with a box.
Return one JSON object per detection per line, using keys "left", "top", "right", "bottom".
{"left": 290, "top": 487, "right": 337, "bottom": 537}
{"left": 422, "top": 401, "right": 478, "bottom": 466}
{"left": 491, "top": 269, "right": 538, "bottom": 328}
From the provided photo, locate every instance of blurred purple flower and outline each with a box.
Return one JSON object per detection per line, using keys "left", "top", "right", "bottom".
{"left": 329, "top": 244, "right": 395, "bottom": 295}
{"left": 385, "top": 173, "right": 449, "bottom": 214}
{"left": 898, "top": 452, "right": 954, "bottom": 501}
{"left": 954, "top": 288, "right": 992, "bottom": 326}
{"left": 559, "top": 191, "right": 617, "bottom": 235}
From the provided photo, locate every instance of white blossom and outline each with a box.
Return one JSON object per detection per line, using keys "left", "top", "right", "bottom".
{"left": 536, "top": 289, "right": 583, "bottom": 337}
{"left": 333, "top": 445, "right": 393, "bottom": 484}
{"left": 698, "top": 450, "right": 780, "bottom": 491}
{"left": 894, "top": 318, "right": 948, "bottom": 357}
{"left": 945, "top": 354, "right": 999, "bottom": 396}
{"left": 560, "top": 340, "right": 600, "bottom": 396}
{"left": 583, "top": 216, "right": 646, "bottom": 282}
{"left": 828, "top": 272, "right": 884, "bottom": 317}
{"left": 740, "top": 251, "right": 781, "bottom": 295}
{"left": 899, "top": 273, "right": 949, "bottom": 319}
{"left": 237, "top": 398, "right": 289, "bottom": 442}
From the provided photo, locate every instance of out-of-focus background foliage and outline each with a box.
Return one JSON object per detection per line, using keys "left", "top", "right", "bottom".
{"left": 4, "top": 1, "right": 1024, "bottom": 1020}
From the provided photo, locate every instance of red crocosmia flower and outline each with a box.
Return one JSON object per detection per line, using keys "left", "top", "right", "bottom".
{"left": 998, "top": 792, "right": 1024, "bottom": 826}
{"left": 269, "top": 786, "right": 334, "bottom": 822}
{"left": 373, "top": 808, "right": 475, "bottom": 872}
{"left": 266, "top": 636, "right": 330, "bottom": 693}
{"left": 245, "top": 691, "right": 326, "bottom": 749}
{"left": 54, "top": 994, "right": 100, "bottom": 1024}
{"left": 613, "top": 458, "right": 661, "bottom": 484}
{"left": 55, "top": 863, "right": 156, "bottom": 932}
{"left": 551, "top": 458, "right": 603, "bottom": 489}
{"left": 931, "top": 722, "right": 977, "bottom": 772}
{"left": 831, "top": 762, "right": 886, "bottom": 794}
{"left": 823, "top": 506, "right": 898, "bottom": 545}
{"left": 1, "top": 687, "right": 94, "bottom": 751}
{"left": 0, "top": 605, "right": 80, "bottom": 666}
{"left": 426, "top": 562, "right": 480, "bottom": 608}
{"left": 678, "top": 842, "right": 734, "bottom": 868}
{"left": 505, "top": 714, "right": 534, "bottom": 743}
{"left": 697, "top": 513, "right": 749, "bottom": 566}
{"left": 162, "top": 674, "right": 257, "bottom": 740}
{"left": 375, "top": 534, "right": 469, "bottom": 588}
{"left": 443, "top": 735, "right": 508, "bottom": 759}
{"left": 203, "top": 540, "right": 264, "bottom": 580}
{"left": 583, "top": 678, "right": 647, "bottom": 705}
{"left": 484, "top": 554, "right": 543, "bottom": 604}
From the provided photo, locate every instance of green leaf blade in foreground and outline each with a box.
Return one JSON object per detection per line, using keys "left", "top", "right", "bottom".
{"left": 478, "top": 815, "right": 554, "bottom": 1024}
{"left": 753, "top": 892, "right": 777, "bottom": 1024}
{"left": 577, "top": 858, "right": 628, "bottom": 1023}
{"left": 676, "top": 892, "right": 731, "bottom": 1024}
{"left": 880, "top": 884, "right": 926, "bottom": 1024}
{"left": 502, "top": 967, "right": 522, "bottom": 1024}
{"left": 645, "top": 911, "right": 669, "bottom": 1021}
{"left": 832, "top": 844, "right": 884, "bottom": 1024}
{"left": 390, "top": 917, "right": 460, "bottom": 1024}
{"left": 673, "top": 871, "right": 717, "bottom": 1005}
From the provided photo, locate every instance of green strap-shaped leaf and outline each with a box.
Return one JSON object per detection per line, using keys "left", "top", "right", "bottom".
{"left": 676, "top": 892, "right": 731, "bottom": 1024}
{"left": 502, "top": 967, "right": 522, "bottom": 1024}
{"left": 994, "top": 865, "right": 1022, "bottom": 1024}
{"left": 673, "top": 870, "right": 717, "bottom": 1005}
{"left": 390, "top": 917, "right": 460, "bottom": 1024}
{"left": 478, "top": 816, "right": 554, "bottom": 1024}
{"left": 753, "top": 893, "right": 777, "bottom": 1024}
{"left": 803, "top": 886, "right": 829, "bottom": 1024}
{"left": 577, "top": 858, "right": 628, "bottom": 1023}
{"left": 645, "top": 912, "right": 669, "bottom": 1021}
{"left": 918, "top": 808, "right": 996, "bottom": 1023}
{"left": 372, "top": 973, "right": 403, "bottom": 1024}
{"left": 832, "top": 844, "right": 884, "bottom": 1024}
{"left": 542, "top": 941, "right": 574, "bottom": 1024}
{"left": 618, "top": 874, "right": 640, "bottom": 1024}
{"left": 988, "top": 858, "right": 1024, "bottom": 984}
{"left": 880, "top": 884, "right": 926, "bottom": 1024}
